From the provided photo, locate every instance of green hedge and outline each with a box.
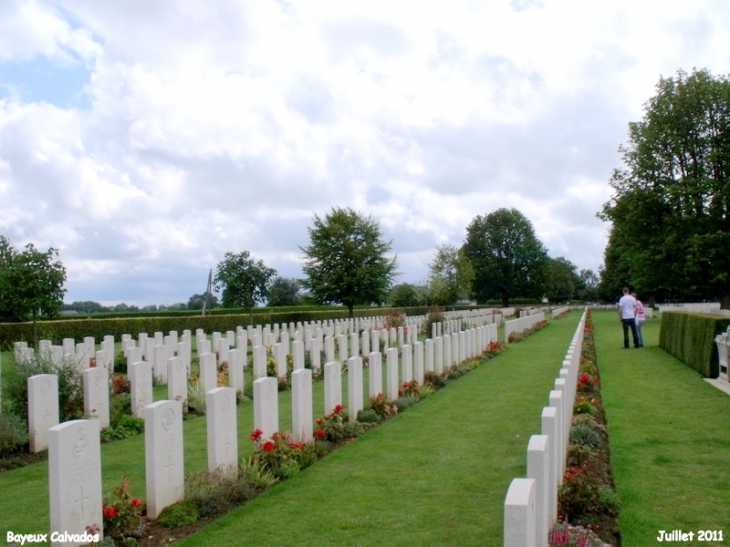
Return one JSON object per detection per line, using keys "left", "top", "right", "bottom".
{"left": 658, "top": 311, "right": 730, "bottom": 377}
{"left": 0, "top": 306, "right": 441, "bottom": 349}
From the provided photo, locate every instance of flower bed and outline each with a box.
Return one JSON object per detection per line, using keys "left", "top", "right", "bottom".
{"left": 550, "top": 309, "right": 621, "bottom": 547}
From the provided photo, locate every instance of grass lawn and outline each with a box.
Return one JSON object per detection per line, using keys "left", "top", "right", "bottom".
{"left": 593, "top": 310, "right": 730, "bottom": 547}
{"left": 0, "top": 315, "right": 579, "bottom": 545}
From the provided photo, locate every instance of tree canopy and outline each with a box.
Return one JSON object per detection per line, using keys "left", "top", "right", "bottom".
{"left": 267, "top": 277, "right": 302, "bottom": 307}
{"left": 0, "top": 236, "right": 67, "bottom": 323}
{"left": 545, "top": 257, "right": 582, "bottom": 303}
{"left": 464, "top": 208, "right": 548, "bottom": 306}
{"left": 600, "top": 68, "right": 730, "bottom": 305}
{"left": 427, "top": 244, "right": 474, "bottom": 305}
{"left": 301, "top": 207, "right": 398, "bottom": 316}
{"left": 213, "top": 251, "right": 276, "bottom": 311}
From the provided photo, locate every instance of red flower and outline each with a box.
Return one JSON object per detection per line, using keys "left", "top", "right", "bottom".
{"left": 249, "top": 428, "right": 263, "bottom": 441}
{"left": 315, "top": 418, "right": 322, "bottom": 424}
{"left": 315, "top": 429, "right": 325, "bottom": 438}
{"left": 402, "top": 382, "right": 408, "bottom": 388}
{"left": 377, "top": 393, "right": 383, "bottom": 398}
{"left": 262, "top": 441, "right": 275, "bottom": 452}
{"left": 289, "top": 442, "right": 303, "bottom": 449}
{"left": 103, "top": 506, "right": 117, "bottom": 518}
{"left": 131, "top": 498, "right": 142, "bottom": 508}
{"left": 334, "top": 404, "right": 343, "bottom": 413}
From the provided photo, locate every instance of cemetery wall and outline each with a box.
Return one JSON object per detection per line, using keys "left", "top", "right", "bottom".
{"left": 659, "top": 311, "right": 730, "bottom": 377}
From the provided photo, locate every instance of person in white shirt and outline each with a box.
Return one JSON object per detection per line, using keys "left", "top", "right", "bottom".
{"left": 617, "top": 287, "right": 640, "bottom": 348}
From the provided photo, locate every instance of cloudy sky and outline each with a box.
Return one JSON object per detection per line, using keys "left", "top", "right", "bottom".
{"left": 1, "top": 0, "right": 728, "bottom": 307}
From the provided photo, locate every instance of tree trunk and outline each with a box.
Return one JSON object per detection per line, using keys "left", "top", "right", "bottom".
{"left": 347, "top": 304, "right": 354, "bottom": 319}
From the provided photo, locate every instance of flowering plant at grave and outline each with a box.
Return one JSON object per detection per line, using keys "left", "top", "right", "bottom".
{"left": 249, "top": 431, "right": 315, "bottom": 480}
{"left": 314, "top": 404, "right": 365, "bottom": 443}
{"left": 368, "top": 393, "right": 398, "bottom": 420}
{"left": 384, "top": 310, "right": 405, "bottom": 329}
{"left": 548, "top": 520, "right": 604, "bottom": 547}
{"left": 112, "top": 374, "right": 131, "bottom": 394}
{"left": 398, "top": 380, "right": 421, "bottom": 400}
{"left": 576, "top": 372, "right": 598, "bottom": 394}
{"left": 487, "top": 341, "right": 504, "bottom": 353}
{"left": 102, "top": 476, "right": 143, "bottom": 539}
{"left": 89, "top": 357, "right": 96, "bottom": 368}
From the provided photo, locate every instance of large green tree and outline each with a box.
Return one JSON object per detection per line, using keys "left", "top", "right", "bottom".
{"left": 301, "top": 207, "right": 398, "bottom": 317}
{"left": 0, "top": 236, "right": 67, "bottom": 344}
{"left": 213, "top": 251, "right": 276, "bottom": 312}
{"left": 600, "top": 68, "right": 730, "bottom": 305}
{"left": 267, "top": 277, "right": 302, "bottom": 307}
{"left": 427, "top": 244, "right": 475, "bottom": 305}
{"left": 545, "top": 257, "right": 581, "bottom": 303}
{"left": 464, "top": 208, "right": 548, "bottom": 306}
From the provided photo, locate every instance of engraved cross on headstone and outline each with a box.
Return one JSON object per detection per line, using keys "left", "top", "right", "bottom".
{"left": 165, "top": 453, "right": 175, "bottom": 481}
{"left": 223, "top": 434, "right": 232, "bottom": 459}
{"left": 74, "top": 485, "right": 89, "bottom": 520}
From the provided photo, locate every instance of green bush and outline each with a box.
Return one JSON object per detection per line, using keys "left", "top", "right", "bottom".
{"left": 569, "top": 423, "right": 602, "bottom": 448}
{"left": 394, "top": 396, "right": 415, "bottom": 412}
{"left": 356, "top": 409, "right": 380, "bottom": 423}
{"left": 567, "top": 443, "right": 596, "bottom": 466}
{"left": 184, "top": 467, "right": 258, "bottom": 518}
{"left": 157, "top": 501, "right": 199, "bottom": 527}
{"left": 3, "top": 353, "right": 85, "bottom": 423}
{"left": 596, "top": 485, "right": 621, "bottom": 517}
{"left": 0, "top": 413, "right": 28, "bottom": 457}
{"left": 100, "top": 414, "right": 144, "bottom": 443}
{"left": 659, "top": 311, "right": 730, "bottom": 377}
{"left": 423, "top": 371, "right": 446, "bottom": 390}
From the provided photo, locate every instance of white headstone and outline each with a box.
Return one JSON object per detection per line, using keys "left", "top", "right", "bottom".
{"left": 199, "top": 352, "right": 218, "bottom": 393}
{"left": 228, "top": 348, "right": 245, "bottom": 396}
{"left": 401, "top": 344, "right": 413, "bottom": 384}
{"left": 167, "top": 356, "right": 187, "bottom": 406}
{"left": 291, "top": 368, "right": 313, "bottom": 444}
{"left": 206, "top": 387, "right": 238, "bottom": 477}
{"left": 253, "top": 377, "right": 279, "bottom": 439}
{"left": 386, "top": 348, "right": 399, "bottom": 401}
{"left": 368, "top": 351, "right": 382, "bottom": 397}
{"left": 425, "top": 339, "right": 434, "bottom": 373}
{"left": 145, "top": 400, "right": 184, "bottom": 519}
{"left": 253, "top": 345, "right": 266, "bottom": 380}
{"left": 28, "top": 374, "right": 59, "bottom": 452}
{"left": 413, "top": 341, "right": 424, "bottom": 385}
{"left": 83, "top": 367, "right": 110, "bottom": 429}
{"left": 527, "top": 434, "right": 550, "bottom": 547}
{"left": 323, "top": 361, "right": 342, "bottom": 414}
{"left": 48, "top": 420, "right": 103, "bottom": 547}
{"left": 504, "top": 478, "right": 536, "bottom": 547}
{"left": 309, "top": 338, "right": 321, "bottom": 375}
{"left": 348, "top": 356, "right": 364, "bottom": 421}
{"left": 129, "top": 361, "right": 153, "bottom": 418}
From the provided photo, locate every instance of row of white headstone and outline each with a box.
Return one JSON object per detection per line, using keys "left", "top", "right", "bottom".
{"left": 503, "top": 308, "right": 586, "bottom": 547}
{"left": 503, "top": 313, "right": 546, "bottom": 344}
{"left": 715, "top": 326, "right": 730, "bottom": 382}
{"left": 550, "top": 307, "right": 570, "bottom": 320}
{"left": 44, "top": 322, "right": 499, "bottom": 547}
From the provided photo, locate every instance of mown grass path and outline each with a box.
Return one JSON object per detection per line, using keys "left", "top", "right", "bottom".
{"left": 593, "top": 310, "right": 730, "bottom": 547}
{"left": 174, "top": 314, "right": 582, "bottom": 547}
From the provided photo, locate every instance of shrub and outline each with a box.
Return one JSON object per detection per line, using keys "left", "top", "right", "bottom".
{"left": 187, "top": 380, "right": 207, "bottom": 415}
{"left": 100, "top": 414, "right": 144, "bottom": 443}
{"left": 102, "top": 477, "right": 143, "bottom": 540}
{"left": 240, "top": 456, "right": 279, "bottom": 490}
{"left": 566, "top": 444, "right": 596, "bottom": 467}
{"left": 357, "top": 409, "right": 380, "bottom": 423}
{"left": 398, "top": 380, "right": 421, "bottom": 401}
{"left": 569, "top": 424, "right": 601, "bottom": 449}
{"left": 423, "top": 371, "right": 446, "bottom": 390}
{"left": 113, "top": 351, "right": 127, "bottom": 374}
{"left": 3, "top": 353, "right": 84, "bottom": 423}
{"left": 157, "top": 501, "right": 199, "bottom": 527}
{"left": 112, "top": 374, "right": 131, "bottom": 395}
{"left": 184, "top": 468, "right": 256, "bottom": 518}
{"left": 367, "top": 393, "right": 398, "bottom": 421}
{"left": 311, "top": 405, "right": 368, "bottom": 443}
{"left": 0, "top": 412, "right": 28, "bottom": 457}
{"left": 394, "top": 397, "right": 415, "bottom": 412}
{"left": 596, "top": 485, "right": 621, "bottom": 517}
{"left": 423, "top": 306, "right": 445, "bottom": 336}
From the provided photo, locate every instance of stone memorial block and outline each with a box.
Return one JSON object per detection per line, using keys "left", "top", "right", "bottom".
{"left": 452, "top": 333, "right": 459, "bottom": 366}
{"left": 28, "top": 374, "right": 59, "bottom": 452}
{"left": 154, "top": 344, "right": 168, "bottom": 384}
{"left": 252, "top": 333, "right": 262, "bottom": 348}
{"left": 138, "top": 333, "right": 148, "bottom": 359}
{"left": 291, "top": 369, "right": 313, "bottom": 444}
{"left": 338, "top": 334, "right": 348, "bottom": 364}
{"left": 401, "top": 344, "right": 413, "bottom": 384}
{"left": 50, "top": 345, "right": 64, "bottom": 366}
{"left": 48, "top": 420, "right": 102, "bottom": 547}
{"left": 527, "top": 434, "right": 550, "bottom": 547}
{"left": 121, "top": 337, "right": 134, "bottom": 356}
{"left": 127, "top": 347, "right": 142, "bottom": 371}
{"left": 348, "top": 356, "right": 364, "bottom": 421}
{"left": 504, "top": 478, "right": 536, "bottom": 547}
{"left": 541, "top": 406, "right": 558, "bottom": 524}
{"left": 350, "top": 332, "right": 359, "bottom": 358}
{"left": 397, "top": 327, "right": 404, "bottom": 348}
{"left": 309, "top": 338, "right": 321, "bottom": 375}
{"left": 414, "top": 341, "right": 424, "bottom": 385}
{"left": 168, "top": 357, "right": 187, "bottom": 405}
{"left": 389, "top": 327, "right": 397, "bottom": 346}
{"left": 62, "top": 338, "right": 75, "bottom": 356}
{"left": 361, "top": 329, "right": 370, "bottom": 356}
{"left": 425, "top": 339, "right": 434, "bottom": 373}
{"left": 323, "top": 361, "right": 342, "bottom": 414}
{"left": 219, "top": 337, "right": 230, "bottom": 361}
{"left": 228, "top": 348, "right": 245, "bottom": 395}
{"left": 236, "top": 332, "right": 249, "bottom": 362}
{"left": 83, "top": 336, "right": 96, "bottom": 355}
{"left": 324, "top": 335, "right": 335, "bottom": 363}
{"left": 129, "top": 361, "right": 153, "bottom": 418}
{"left": 459, "top": 331, "right": 467, "bottom": 363}
{"left": 145, "top": 400, "right": 184, "bottom": 519}
{"left": 103, "top": 334, "right": 115, "bottom": 351}
{"left": 386, "top": 347, "right": 399, "bottom": 401}
{"left": 280, "top": 331, "right": 290, "bottom": 354}
{"left": 169, "top": 331, "right": 179, "bottom": 347}
{"left": 275, "top": 342, "right": 287, "bottom": 378}
{"left": 292, "top": 340, "right": 305, "bottom": 371}
{"left": 253, "top": 377, "right": 279, "bottom": 439}
{"left": 199, "top": 352, "right": 218, "bottom": 393}
{"left": 178, "top": 341, "right": 191, "bottom": 375}
{"left": 145, "top": 338, "right": 155, "bottom": 371}
{"left": 444, "top": 335, "right": 452, "bottom": 369}
{"left": 207, "top": 387, "right": 238, "bottom": 476}
{"left": 368, "top": 351, "right": 382, "bottom": 397}
{"left": 83, "top": 367, "right": 110, "bottom": 428}
{"left": 253, "top": 345, "right": 266, "bottom": 379}
{"left": 153, "top": 331, "right": 163, "bottom": 346}
{"left": 95, "top": 349, "right": 112, "bottom": 380}
{"left": 182, "top": 330, "right": 191, "bottom": 347}
{"left": 39, "top": 339, "right": 52, "bottom": 358}
{"left": 198, "top": 339, "right": 211, "bottom": 356}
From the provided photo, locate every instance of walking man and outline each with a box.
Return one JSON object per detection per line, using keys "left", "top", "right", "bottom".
{"left": 617, "top": 287, "right": 640, "bottom": 349}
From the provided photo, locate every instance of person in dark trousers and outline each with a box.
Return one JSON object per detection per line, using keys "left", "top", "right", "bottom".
{"left": 617, "top": 287, "right": 640, "bottom": 348}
